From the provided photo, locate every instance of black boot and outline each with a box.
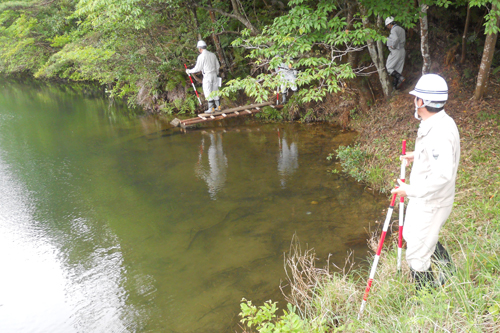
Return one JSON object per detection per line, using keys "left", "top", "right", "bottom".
{"left": 391, "top": 71, "right": 405, "bottom": 89}
{"left": 411, "top": 267, "right": 435, "bottom": 291}
{"left": 432, "top": 241, "right": 455, "bottom": 286}
{"left": 390, "top": 72, "right": 398, "bottom": 89}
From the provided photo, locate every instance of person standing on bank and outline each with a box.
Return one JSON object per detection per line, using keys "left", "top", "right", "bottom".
{"left": 186, "top": 40, "right": 221, "bottom": 114}
{"left": 385, "top": 17, "right": 406, "bottom": 90}
{"left": 391, "top": 74, "right": 460, "bottom": 290}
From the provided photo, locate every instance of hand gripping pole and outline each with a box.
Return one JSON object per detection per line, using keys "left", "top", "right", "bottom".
{"left": 358, "top": 193, "right": 398, "bottom": 319}
{"left": 397, "top": 140, "right": 406, "bottom": 271}
{"left": 184, "top": 64, "right": 202, "bottom": 106}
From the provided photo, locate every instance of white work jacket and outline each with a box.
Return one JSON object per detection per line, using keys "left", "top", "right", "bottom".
{"left": 189, "top": 50, "right": 220, "bottom": 75}
{"left": 387, "top": 25, "right": 405, "bottom": 50}
{"left": 406, "top": 111, "right": 460, "bottom": 207}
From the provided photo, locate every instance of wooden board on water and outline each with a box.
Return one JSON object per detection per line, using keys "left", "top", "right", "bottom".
{"left": 171, "top": 101, "right": 279, "bottom": 128}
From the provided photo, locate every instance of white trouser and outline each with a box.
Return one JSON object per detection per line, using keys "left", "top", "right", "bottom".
{"left": 386, "top": 48, "right": 405, "bottom": 75}
{"left": 203, "top": 72, "right": 219, "bottom": 101}
{"left": 403, "top": 200, "right": 453, "bottom": 272}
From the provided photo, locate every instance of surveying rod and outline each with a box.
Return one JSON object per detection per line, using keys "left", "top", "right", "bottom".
{"left": 184, "top": 64, "right": 202, "bottom": 106}
{"left": 397, "top": 140, "right": 406, "bottom": 271}
{"left": 358, "top": 192, "right": 398, "bottom": 319}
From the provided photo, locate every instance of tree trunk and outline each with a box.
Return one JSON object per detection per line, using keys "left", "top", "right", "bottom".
{"left": 473, "top": 4, "right": 500, "bottom": 101}
{"left": 359, "top": 4, "right": 391, "bottom": 97}
{"left": 347, "top": 1, "right": 358, "bottom": 68}
{"left": 461, "top": 3, "right": 471, "bottom": 64}
{"left": 375, "top": 15, "right": 386, "bottom": 71}
{"left": 207, "top": 1, "right": 230, "bottom": 76}
{"left": 191, "top": 7, "right": 202, "bottom": 41}
{"left": 346, "top": 2, "right": 373, "bottom": 109}
{"left": 419, "top": 2, "right": 431, "bottom": 74}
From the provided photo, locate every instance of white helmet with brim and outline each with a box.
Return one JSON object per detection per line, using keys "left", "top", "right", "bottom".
{"left": 409, "top": 74, "right": 448, "bottom": 106}
{"left": 385, "top": 17, "right": 394, "bottom": 26}
{"left": 197, "top": 40, "right": 207, "bottom": 48}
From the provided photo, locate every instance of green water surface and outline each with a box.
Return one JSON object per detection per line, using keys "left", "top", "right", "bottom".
{"left": 0, "top": 81, "right": 386, "bottom": 332}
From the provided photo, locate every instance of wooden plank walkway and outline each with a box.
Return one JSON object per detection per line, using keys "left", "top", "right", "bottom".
{"left": 170, "top": 102, "right": 279, "bottom": 128}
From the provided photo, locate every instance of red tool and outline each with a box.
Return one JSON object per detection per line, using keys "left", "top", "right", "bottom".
{"left": 358, "top": 192, "right": 398, "bottom": 319}
{"left": 397, "top": 140, "right": 406, "bottom": 271}
{"left": 184, "top": 64, "right": 202, "bottom": 106}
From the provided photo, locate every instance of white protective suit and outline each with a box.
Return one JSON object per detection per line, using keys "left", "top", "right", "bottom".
{"left": 188, "top": 50, "right": 220, "bottom": 101}
{"left": 403, "top": 111, "right": 460, "bottom": 272}
{"left": 386, "top": 24, "right": 406, "bottom": 75}
{"left": 277, "top": 63, "right": 298, "bottom": 93}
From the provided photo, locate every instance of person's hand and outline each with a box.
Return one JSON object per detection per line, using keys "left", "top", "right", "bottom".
{"left": 400, "top": 151, "right": 415, "bottom": 166}
{"left": 391, "top": 179, "right": 408, "bottom": 198}
{"left": 186, "top": 69, "right": 190, "bottom": 75}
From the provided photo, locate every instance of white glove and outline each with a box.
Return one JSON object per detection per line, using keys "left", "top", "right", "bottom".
{"left": 186, "top": 69, "right": 190, "bottom": 75}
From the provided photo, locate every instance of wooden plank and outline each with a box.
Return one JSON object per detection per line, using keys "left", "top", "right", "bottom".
{"left": 195, "top": 101, "right": 272, "bottom": 117}
{"left": 172, "top": 102, "right": 270, "bottom": 128}
{"left": 181, "top": 110, "right": 257, "bottom": 127}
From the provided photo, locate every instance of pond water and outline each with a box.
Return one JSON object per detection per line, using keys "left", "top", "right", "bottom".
{"left": 0, "top": 81, "right": 386, "bottom": 332}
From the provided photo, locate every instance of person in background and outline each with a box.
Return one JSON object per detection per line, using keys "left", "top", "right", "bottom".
{"left": 385, "top": 17, "right": 406, "bottom": 90}
{"left": 276, "top": 62, "right": 298, "bottom": 104}
{"left": 392, "top": 74, "right": 460, "bottom": 290}
{"left": 186, "top": 40, "right": 221, "bottom": 114}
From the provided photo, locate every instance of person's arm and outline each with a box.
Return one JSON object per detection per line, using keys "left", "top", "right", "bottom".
{"left": 189, "top": 53, "right": 205, "bottom": 74}
{"left": 387, "top": 27, "right": 399, "bottom": 49}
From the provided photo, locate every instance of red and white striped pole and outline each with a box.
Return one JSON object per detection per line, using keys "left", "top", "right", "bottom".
{"left": 358, "top": 192, "right": 398, "bottom": 319}
{"left": 276, "top": 89, "right": 279, "bottom": 105}
{"left": 397, "top": 140, "right": 406, "bottom": 271}
{"left": 184, "top": 64, "right": 202, "bottom": 106}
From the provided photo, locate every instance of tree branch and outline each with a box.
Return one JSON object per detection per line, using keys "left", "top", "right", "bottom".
{"left": 215, "top": 31, "right": 241, "bottom": 36}
{"left": 192, "top": 3, "right": 260, "bottom": 35}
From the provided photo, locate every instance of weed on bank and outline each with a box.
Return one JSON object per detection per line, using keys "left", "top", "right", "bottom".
{"left": 239, "top": 100, "right": 500, "bottom": 332}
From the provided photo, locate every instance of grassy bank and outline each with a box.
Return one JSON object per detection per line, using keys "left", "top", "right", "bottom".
{"left": 239, "top": 79, "right": 500, "bottom": 332}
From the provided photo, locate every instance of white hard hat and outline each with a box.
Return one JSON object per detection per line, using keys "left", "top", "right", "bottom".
{"left": 385, "top": 17, "right": 394, "bottom": 26}
{"left": 409, "top": 74, "right": 448, "bottom": 102}
{"left": 197, "top": 40, "right": 207, "bottom": 48}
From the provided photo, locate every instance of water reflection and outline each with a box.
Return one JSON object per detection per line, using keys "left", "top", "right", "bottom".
{"left": 277, "top": 129, "right": 299, "bottom": 188}
{"left": 0, "top": 153, "right": 135, "bottom": 333}
{"left": 195, "top": 132, "right": 228, "bottom": 200}
{"left": 0, "top": 81, "right": 387, "bottom": 333}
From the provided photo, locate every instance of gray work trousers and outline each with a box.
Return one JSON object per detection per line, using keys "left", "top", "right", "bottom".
{"left": 386, "top": 48, "right": 405, "bottom": 75}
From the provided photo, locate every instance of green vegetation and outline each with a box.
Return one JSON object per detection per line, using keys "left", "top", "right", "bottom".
{"left": 1, "top": 1, "right": 500, "bottom": 331}
{"left": 1, "top": 0, "right": 500, "bottom": 112}
{"left": 241, "top": 98, "right": 499, "bottom": 332}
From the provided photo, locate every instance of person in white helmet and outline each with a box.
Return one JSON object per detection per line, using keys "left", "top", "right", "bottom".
{"left": 186, "top": 40, "right": 221, "bottom": 113}
{"left": 391, "top": 74, "right": 460, "bottom": 290}
{"left": 276, "top": 61, "right": 298, "bottom": 104}
{"left": 385, "top": 17, "right": 406, "bottom": 90}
